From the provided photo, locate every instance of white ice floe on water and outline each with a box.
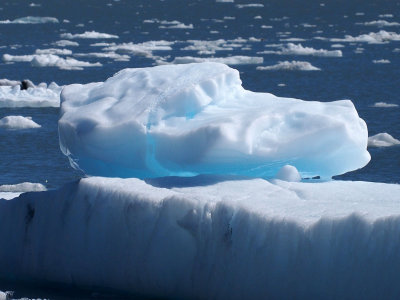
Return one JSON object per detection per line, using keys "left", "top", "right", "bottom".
{"left": 35, "top": 48, "right": 73, "bottom": 55}
{"left": 329, "top": 30, "right": 400, "bottom": 43}
{"left": 52, "top": 40, "right": 79, "bottom": 47}
{"left": 372, "top": 102, "right": 399, "bottom": 108}
{"left": 0, "top": 16, "right": 58, "bottom": 24}
{"left": 368, "top": 133, "right": 400, "bottom": 147}
{"left": 264, "top": 43, "right": 342, "bottom": 57}
{"left": 0, "top": 182, "right": 46, "bottom": 193}
{"left": 1, "top": 177, "right": 400, "bottom": 299}
{"left": 59, "top": 62, "right": 369, "bottom": 179}
{"left": 60, "top": 31, "right": 119, "bottom": 39}
{"left": 236, "top": 3, "right": 264, "bottom": 8}
{"left": 0, "top": 115, "right": 41, "bottom": 129}
{"left": 257, "top": 60, "right": 321, "bottom": 71}
{"left": 361, "top": 20, "right": 400, "bottom": 27}
{"left": 0, "top": 81, "right": 61, "bottom": 107}
{"left": 163, "top": 56, "right": 263, "bottom": 65}
{"left": 3, "top": 53, "right": 102, "bottom": 70}
{"left": 102, "top": 40, "right": 173, "bottom": 59}
{"left": 74, "top": 52, "right": 130, "bottom": 61}
{"left": 372, "top": 59, "right": 390, "bottom": 64}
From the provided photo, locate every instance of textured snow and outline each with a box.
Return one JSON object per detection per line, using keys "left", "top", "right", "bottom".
{"left": 59, "top": 62, "right": 369, "bottom": 179}
{"left": 1, "top": 177, "right": 400, "bottom": 299}
{"left": 257, "top": 60, "right": 321, "bottom": 71}
{"left": 0, "top": 16, "right": 58, "bottom": 24}
{"left": 330, "top": 30, "right": 400, "bottom": 43}
{"left": 0, "top": 82, "right": 61, "bottom": 108}
{"left": 368, "top": 133, "right": 400, "bottom": 147}
{"left": 372, "top": 102, "right": 399, "bottom": 108}
{"left": 60, "top": 31, "right": 119, "bottom": 39}
{"left": 0, "top": 116, "right": 41, "bottom": 129}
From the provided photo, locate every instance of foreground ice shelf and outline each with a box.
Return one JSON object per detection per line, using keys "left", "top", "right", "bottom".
{"left": 1, "top": 177, "right": 400, "bottom": 299}
{"left": 59, "top": 62, "right": 370, "bottom": 179}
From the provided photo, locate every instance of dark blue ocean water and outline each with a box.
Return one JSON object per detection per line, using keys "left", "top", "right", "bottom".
{"left": 0, "top": 0, "right": 399, "bottom": 187}
{"left": 0, "top": 0, "right": 400, "bottom": 298}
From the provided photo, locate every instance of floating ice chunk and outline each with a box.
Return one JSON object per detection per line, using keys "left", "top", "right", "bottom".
{"left": 35, "top": 48, "right": 73, "bottom": 55}
{"left": 368, "top": 133, "right": 400, "bottom": 147}
{"left": 372, "top": 102, "right": 398, "bottom": 108}
{"left": 59, "top": 62, "right": 369, "bottom": 179}
{"left": 331, "top": 43, "right": 345, "bottom": 48}
{"left": 330, "top": 30, "right": 400, "bottom": 43}
{"left": 2, "top": 177, "right": 400, "bottom": 298}
{"left": 236, "top": 3, "right": 264, "bottom": 8}
{"left": 0, "top": 115, "right": 41, "bottom": 129}
{"left": 216, "top": 0, "right": 234, "bottom": 2}
{"left": 362, "top": 20, "right": 400, "bottom": 27}
{"left": 257, "top": 60, "right": 321, "bottom": 71}
{"left": 52, "top": 40, "right": 79, "bottom": 47}
{"left": 379, "top": 14, "right": 394, "bottom": 18}
{"left": 259, "top": 43, "right": 342, "bottom": 57}
{"left": 280, "top": 38, "right": 307, "bottom": 42}
{"left": 60, "top": 31, "right": 119, "bottom": 39}
{"left": 372, "top": 59, "right": 390, "bottom": 64}
{"left": 74, "top": 52, "right": 130, "bottom": 61}
{"left": 0, "top": 16, "right": 58, "bottom": 24}
{"left": 103, "top": 41, "right": 173, "bottom": 59}
{"left": 275, "top": 165, "right": 301, "bottom": 182}
{"left": 31, "top": 54, "right": 102, "bottom": 70}
{"left": 0, "top": 182, "right": 46, "bottom": 192}
{"left": 164, "top": 56, "right": 263, "bottom": 65}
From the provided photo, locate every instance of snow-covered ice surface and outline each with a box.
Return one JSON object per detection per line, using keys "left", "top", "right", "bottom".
{"left": 0, "top": 83, "right": 61, "bottom": 108}
{"left": 59, "top": 62, "right": 370, "bottom": 179}
{"left": 1, "top": 177, "right": 400, "bottom": 299}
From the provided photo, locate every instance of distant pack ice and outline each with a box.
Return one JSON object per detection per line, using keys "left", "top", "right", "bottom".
{"left": 59, "top": 62, "right": 370, "bottom": 179}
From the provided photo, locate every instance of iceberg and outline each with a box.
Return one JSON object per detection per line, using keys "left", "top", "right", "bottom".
{"left": 0, "top": 16, "right": 58, "bottom": 24}
{"left": 59, "top": 62, "right": 370, "bottom": 179}
{"left": 256, "top": 60, "right": 321, "bottom": 71}
{"left": 1, "top": 177, "right": 400, "bottom": 299}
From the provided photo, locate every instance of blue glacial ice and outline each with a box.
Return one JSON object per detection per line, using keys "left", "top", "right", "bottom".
{"left": 59, "top": 62, "right": 370, "bottom": 179}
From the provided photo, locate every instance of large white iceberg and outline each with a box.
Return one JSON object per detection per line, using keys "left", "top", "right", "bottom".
{"left": 1, "top": 177, "right": 400, "bottom": 299}
{"left": 59, "top": 62, "right": 370, "bottom": 179}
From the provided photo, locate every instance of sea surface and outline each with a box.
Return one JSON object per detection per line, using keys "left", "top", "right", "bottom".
{"left": 0, "top": 0, "right": 399, "bottom": 298}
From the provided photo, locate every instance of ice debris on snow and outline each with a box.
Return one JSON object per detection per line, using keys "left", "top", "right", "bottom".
{"left": 59, "top": 62, "right": 370, "bottom": 179}
{"left": 0, "top": 116, "right": 41, "bottom": 129}
{"left": 368, "top": 133, "right": 400, "bottom": 147}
